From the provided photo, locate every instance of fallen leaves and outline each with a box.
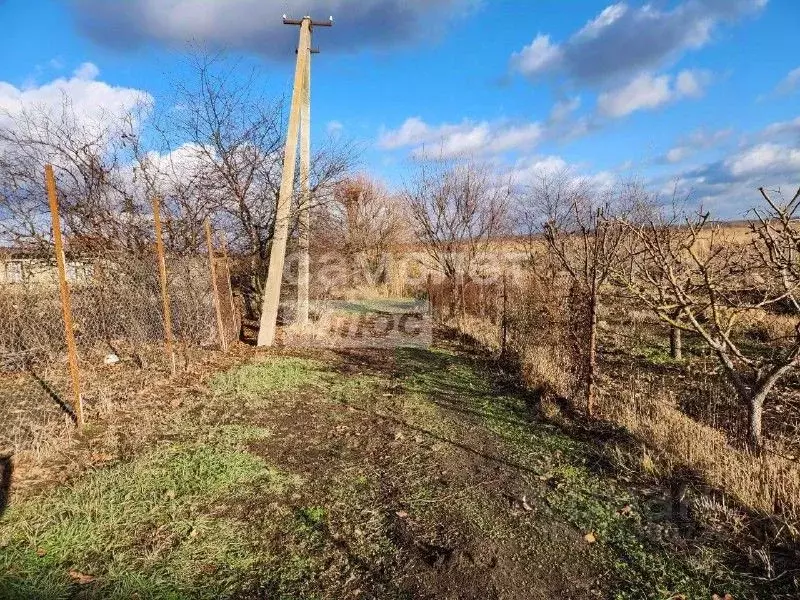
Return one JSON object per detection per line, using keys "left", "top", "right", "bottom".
{"left": 68, "top": 569, "right": 95, "bottom": 584}
{"left": 584, "top": 532, "right": 597, "bottom": 544}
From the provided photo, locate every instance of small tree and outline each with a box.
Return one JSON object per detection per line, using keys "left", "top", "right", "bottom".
{"left": 541, "top": 186, "right": 632, "bottom": 417}
{"left": 404, "top": 160, "right": 510, "bottom": 316}
{"left": 616, "top": 187, "right": 800, "bottom": 449}
{"left": 127, "top": 52, "right": 355, "bottom": 314}
{"left": 321, "top": 175, "right": 407, "bottom": 288}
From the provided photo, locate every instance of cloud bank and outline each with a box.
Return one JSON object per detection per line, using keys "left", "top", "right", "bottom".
{"left": 68, "top": 0, "right": 476, "bottom": 58}
{"left": 511, "top": 0, "right": 766, "bottom": 87}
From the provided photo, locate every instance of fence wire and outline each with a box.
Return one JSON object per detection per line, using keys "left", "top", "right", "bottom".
{"left": 0, "top": 250, "right": 238, "bottom": 373}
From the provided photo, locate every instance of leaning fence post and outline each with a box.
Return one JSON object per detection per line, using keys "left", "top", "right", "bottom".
{"left": 205, "top": 219, "right": 228, "bottom": 352}
{"left": 151, "top": 197, "right": 176, "bottom": 375}
{"left": 220, "top": 233, "right": 239, "bottom": 342}
{"left": 45, "top": 164, "right": 84, "bottom": 428}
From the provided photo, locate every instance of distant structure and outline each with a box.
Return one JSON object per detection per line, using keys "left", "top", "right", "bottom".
{"left": 257, "top": 15, "right": 333, "bottom": 347}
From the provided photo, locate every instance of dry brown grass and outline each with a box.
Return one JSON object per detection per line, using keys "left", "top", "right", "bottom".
{"left": 598, "top": 373, "right": 800, "bottom": 524}
{"left": 0, "top": 342, "right": 247, "bottom": 499}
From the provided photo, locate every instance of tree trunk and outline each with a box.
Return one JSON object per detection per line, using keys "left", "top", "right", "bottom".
{"left": 586, "top": 283, "right": 599, "bottom": 418}
{"left": 722, "top": 361, "right": 794, "bottom": 452}
{"left": 748, "top": 391, "right": 767, "bottom": 451}
{"left": 670, "top": 326, "right": 682, "bottom": 360}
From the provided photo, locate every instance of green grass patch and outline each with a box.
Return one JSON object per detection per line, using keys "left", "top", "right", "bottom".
{"left": 209, "top": 357, "right": 328, "bottom": 402}
{"left": 332, "top": 298, "right": 422, "bottom": 315}
{"left": 0, "top": 441, "right": 294, "bottom": 600}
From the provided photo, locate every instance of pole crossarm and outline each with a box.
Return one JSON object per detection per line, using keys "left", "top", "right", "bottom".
{"left": 283, "top": 15, "right": 334, "bottom": 27}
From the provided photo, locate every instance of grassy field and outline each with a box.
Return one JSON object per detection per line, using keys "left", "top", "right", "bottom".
{"left": 0, "top": 324, "right": 793, "bottom": 598}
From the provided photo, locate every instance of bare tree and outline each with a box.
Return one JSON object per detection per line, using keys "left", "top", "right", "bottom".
{"left": 615, "top": 187, "right": 800, "bottom": 449}
{"left": 404, "top": 160, "right": 510, "bottom": 314}
{"left": 0, "top": 97, "right": 149, "bottom": 254}
{"left": 516, "top": 168, "right": 588, "bottom": 258}
{"left": 541, "top": 182, "right": 639, "bottom": 416}
{"left": 318, "top": 175, "right": 407, "bottom": 288}
{"left": 125, "top": 52, "right": 356, "bottom": 313}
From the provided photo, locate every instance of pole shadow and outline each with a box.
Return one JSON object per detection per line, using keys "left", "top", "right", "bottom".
{"left": 28, "top": 368, "right": 77, "bottom": 424}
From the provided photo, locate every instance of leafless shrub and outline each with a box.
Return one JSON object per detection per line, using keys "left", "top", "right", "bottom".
{"left": 405, "top": 159, "right": 511, "bottom": 317}
{"left": 313, "top": 175, "right": 408, "bottom": 295}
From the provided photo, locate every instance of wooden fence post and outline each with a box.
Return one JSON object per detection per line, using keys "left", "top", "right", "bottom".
{"left": 204, "top": 219, "right": 228, "bottom": 353}
{"left": 151, "top": 197, "right": 176, "bottom": 375}
{"left": 427, "top": 272, "right": 433, "bottom": 317}
{"left": 221, "top": 233, "right": 239, "bottom": 342}
{"left": 501, "top": 271, "right": 508, "bottom": 358}
{"left": 45, "top": 164, "right": 84, "bottom": 428}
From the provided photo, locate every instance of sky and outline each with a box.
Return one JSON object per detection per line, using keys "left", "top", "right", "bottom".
{"left": 0, "top": 0, "right": 798, "bottom": 218}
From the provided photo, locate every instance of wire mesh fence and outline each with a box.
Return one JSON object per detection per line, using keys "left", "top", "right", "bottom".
{"left": 0, "top": 245, "right": 241, "bottom": 463}
{"left": 428, "top": 272, "right": 800, "bottom": 523}
{"left": 0, "top": 251, "right": 237, "bottom": 373}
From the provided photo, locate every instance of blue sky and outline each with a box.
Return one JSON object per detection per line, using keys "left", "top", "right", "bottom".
{"left": 0, "top": 0, "right": 798, "bottom": 217}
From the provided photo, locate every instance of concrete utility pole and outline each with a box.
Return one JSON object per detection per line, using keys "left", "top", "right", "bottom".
{"left": 257, "top": 15, "right": 332, "bottom": 347}
{"left": 296, "top": 34, "right": 312, "bottom": 327}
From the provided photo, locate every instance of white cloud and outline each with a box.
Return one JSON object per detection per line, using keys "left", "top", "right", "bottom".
{"left": 598, "top": 73, "right": 672, "bottom": 118}
{"left": 510, "top": 155, "right": 568, "bottom": 184}
{"left": 725, "top": 143, "right": 800, "bottom": 178}
{"left": 575, "top": 3, "right": 628, "bottom": 41}
{"left": 0, "top": 65, "right": 151, "bottom": 133}
{"left": 666, "top": 147, "right": 691, "bottom": 163}
{"left": 510, "top": 154, "right": 616, "bottom": 192}
{"left": 511, "top": 0, "right": 765, "bottom": 86}
{"left": 775, "top": 66, "right": 800, "bottom": 95}
{"left": 762, "top": 116, "right": 800, "bottom": 139}
{"left": 510, "top": 34, "right": 562, "bottom": 76}
{"left": 72, "top": 61, "right": 100, "bottom": 81}
{"left": 379, "top": 117, "right": 431, "bottom": 149}
{"left": 326, "top": 120, "right": 344, "bottom": 136}
{"left": 69, "top": 0, "right": 477, "bottom": 58}
{"left": 549, "top": 96, "right": 581, "bottom": 122}
{"left": 675, "top": 69, "right": 709, "bottom": 98}
{"left": 379, "top": 117, "right": 542, "bottom": 158}
{"left": 597, "top": 69, "right": 710, "bottom": 118}
{"left": 664, "top": 126, "right": 800, "bottom": 216}
{"left": 660, "top": 127, "right": 732, "bottom": 163}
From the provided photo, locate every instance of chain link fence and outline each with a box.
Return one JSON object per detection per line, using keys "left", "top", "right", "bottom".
{"left": 0, "top": 251, "right": 238, "bottom": 372}
{"left": 428, "top": 273, "right": 800, "bottom": 523}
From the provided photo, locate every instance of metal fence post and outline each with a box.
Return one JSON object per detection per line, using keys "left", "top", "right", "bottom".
{"left": 45, "top": 164, "right": 84, "bottom": 427}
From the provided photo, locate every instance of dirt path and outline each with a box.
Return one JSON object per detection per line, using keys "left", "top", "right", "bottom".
{"left": 0, "top": 301, "right": 782, "bottom": 599}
